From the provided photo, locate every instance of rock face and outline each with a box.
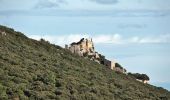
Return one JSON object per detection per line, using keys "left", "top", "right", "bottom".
{"left": 65, "top": 38, "right": 127, "bottom": 74}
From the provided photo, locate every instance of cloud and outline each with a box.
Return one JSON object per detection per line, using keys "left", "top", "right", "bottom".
{"left": 92, "top": 34, "right": 122, "bottom": 44}
{"left": 29, "top": 34, "right": 122, "bottom": 46}
{"left": 89, "top": 0, "right": 118, "bottom": 5}
{"left": 34, "top": 0, "right": 66, "bottom": 9}
{"left": 130, "top": 34, "right": 170, "bottom": 43}
{"left": 117, "top": 24, "right": 147, "bottom": 29}
{"left": 28, "top": 34, "right": 170, "bottom": 46}
{"left": 0, "top": 9, "right": 169, "bottom": 17}
{"left": 92, "top": 34, "right": 170, "bottom": 44}
{"left": 29, "top": 34, "right": 89, "bottom": 46}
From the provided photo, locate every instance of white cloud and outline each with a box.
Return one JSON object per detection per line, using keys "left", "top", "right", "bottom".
{"left": 130, "top": 34, "right": 170, "bottom": 44}
{"left": 28, "top": 34, "right": 170, "bottom": 46}
{"left": 90, "top": 0, "right": 118, "bottom": 5}
{"left": 29, "top": 34, "right": 89, "bottom": 46}
{"left": 34, "top": 0, "right": 67, "bottom": 9}
{"left": 92, "top": 34, "right": 122, "bottom": 44}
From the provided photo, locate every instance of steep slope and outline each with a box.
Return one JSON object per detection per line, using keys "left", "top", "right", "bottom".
{"left": 0, "top": 25, "right": 170, "bottom": 100}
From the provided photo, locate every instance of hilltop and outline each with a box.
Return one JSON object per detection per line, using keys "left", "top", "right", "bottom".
{"left": 0, "top": 25, "right": 170, "bottom": 100}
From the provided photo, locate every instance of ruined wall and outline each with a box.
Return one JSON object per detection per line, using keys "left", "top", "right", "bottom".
{"left": 104, "top": 59, "right": 116, "bottom": 70}
{"left": 69, "top": 38, "right": 94, "bottom": 55}
{"left": 110, "top": 60, "right": 116, "bottom": 70}
{"left": 79, "top": 40, "right": 86, "bottom": 51}
{"left": 79, "top": 39, "right": 94, "bottom": 53}
{"left": 86, "top": 39, "right": 94, "bottom": 52}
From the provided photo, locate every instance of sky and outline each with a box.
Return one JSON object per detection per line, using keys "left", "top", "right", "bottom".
{"left": 0, "top": 0, "right": 170, "bottom": 91}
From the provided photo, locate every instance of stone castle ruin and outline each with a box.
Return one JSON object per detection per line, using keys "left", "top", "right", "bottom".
{"left": 65, "top": 38, "right": 127, "bottom": 74}
{"left": 65, "top": 38, "right": 95, "bottom": 57}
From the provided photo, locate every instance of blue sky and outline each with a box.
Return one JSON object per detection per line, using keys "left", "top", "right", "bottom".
{"left": 0, "top": 0, "right": 170, "bottom": 91}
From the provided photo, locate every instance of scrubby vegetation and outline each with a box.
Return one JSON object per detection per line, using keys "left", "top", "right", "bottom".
{"left": 0, "top": 25, "right": 170, "bottom": 100}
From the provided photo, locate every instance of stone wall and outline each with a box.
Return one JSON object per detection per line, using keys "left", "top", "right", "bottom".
{"left": 104, "top": 59, "right": 116, "bottom": 70}
{"left": 79, "top": 38, "right": 94, "bottom": 53}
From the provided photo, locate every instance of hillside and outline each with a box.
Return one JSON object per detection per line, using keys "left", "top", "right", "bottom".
{"left": 0, "top": 25, "right": 170, "bottom": 100}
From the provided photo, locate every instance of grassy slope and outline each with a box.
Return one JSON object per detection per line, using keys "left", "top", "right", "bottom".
{"left": 0, "top": 25, "right": 170, "bottom": 100}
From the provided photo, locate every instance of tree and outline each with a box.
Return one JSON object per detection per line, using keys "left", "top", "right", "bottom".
{"left": 128, "top": 73, "right": 150, "bottom": 81}
{"left": 115, "top": 63, "right": 123, "bottom": 69}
